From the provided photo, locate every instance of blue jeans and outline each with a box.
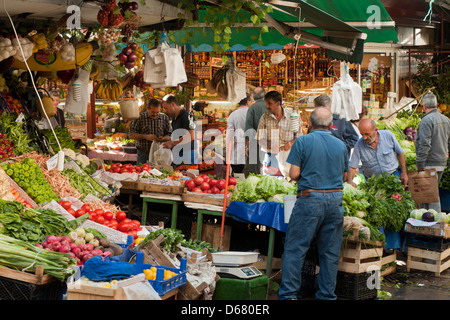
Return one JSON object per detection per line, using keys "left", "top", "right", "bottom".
{"left": 278, "top": 191, "right": 344, "bottom": 300}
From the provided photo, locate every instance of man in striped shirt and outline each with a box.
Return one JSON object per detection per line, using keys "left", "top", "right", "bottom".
{"left": 128, "top": 98, "right": 172, "bottom": 165}
{"left": 256, "top": 90, "right": 302, "bottom": 176}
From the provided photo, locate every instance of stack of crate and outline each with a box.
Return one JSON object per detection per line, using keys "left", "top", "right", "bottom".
{"left": 335, "top": 228, "right": 384, "bottom": 300}
{"left": 404, "top": 221, "right": 450, "bottom": 277}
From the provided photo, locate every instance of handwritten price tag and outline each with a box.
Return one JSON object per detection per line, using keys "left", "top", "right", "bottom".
{"left": 46, "top": 154, "right": 59, "bottom": 171}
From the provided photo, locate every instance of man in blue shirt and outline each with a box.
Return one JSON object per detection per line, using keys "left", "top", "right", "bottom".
{"left": 278, "top": 107, "right": 348, "bottom": 300}
{"left": 347, "top": 118, "right": 408, "bottom": 188}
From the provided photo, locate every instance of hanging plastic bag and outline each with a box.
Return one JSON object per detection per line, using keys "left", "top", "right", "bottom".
{"left": 153, "top": 144, "right": 173, "bottom": 167}
{"left": 64, "top": 68, "right": 91, "bottom": 114}
{"left": 276, "top": 149, "right": 291, "bottom": 178}
{"left": 148, "top": 141, "right": 161, "bottom": 165}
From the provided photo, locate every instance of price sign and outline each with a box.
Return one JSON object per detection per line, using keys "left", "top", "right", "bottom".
{"left": 16, "top": 113, "right": 25, "bottom": 123}
{"left": 46, "top": 153, "right": 59, "bottom": 171}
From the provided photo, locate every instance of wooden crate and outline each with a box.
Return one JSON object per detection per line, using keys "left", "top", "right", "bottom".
{"left": 404, "top": 222, "right": 450, "bottom": 239}
{"left": 182, "top": 190, "right": 231, "bottom": 207}
{"left": 0, "top": 264, "right": 56, "bottom": 285}
{"left": 138, "top": 181, "right": 184, "bottom": 194}
{"left": 66, "top": 284, "right": 127, "bottom": 300}
{"left": 339, "top": 238, "right": 383, "bottom": 274}
{"left": 406, "top": 246, "right": 450, "bottom": 277}
{"left": 191, "top": 222, "right": 231, "bottom": 252}
{"left": 380, "top": 250, "right": 397, "bottom": 277}
{"left": 138, "top": 234, "right": 207, "bottom": 300}
{"left": 120, "top": 180, "right": 139, "bottom": 190}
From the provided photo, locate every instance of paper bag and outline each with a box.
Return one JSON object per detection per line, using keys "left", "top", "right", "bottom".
{"left": 407, "top": 169, "right": 439, "bottom": 204}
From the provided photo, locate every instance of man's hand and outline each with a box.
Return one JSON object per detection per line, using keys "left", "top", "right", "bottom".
{"left": 146, "top": 134, "right": 157, "bottom": 141}
{"left": 162, "top": 141, "right": 174, "bottom": 149}
{"left": 281, "top": 141, "right": 293, "bottom": 152}
{"left": 400, "top": 171, "right": 408, "bottom": 188}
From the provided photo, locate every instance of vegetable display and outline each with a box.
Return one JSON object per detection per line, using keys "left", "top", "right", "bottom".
{"left": 2, "top": 157, "right": 59, "bottom": 204}
{"left": 231, "top": 174, "right": 297, "bottom": 203}
{"left": 62, "top": 169, "right": 109, "bottom": 198}
{"left": 0, "top": 234, "right": 76, "bottom": 281}
{"left": 41, "top": 127, "right": 77, "bottom": 152}
{"left": 0, "top": 112, "right": 33, "bottom": 155}
{"left": 0, "top": 133, "right": 15, "bottom": 161}
{"left": 38, "top": 227, "right": 124, "bottom": 266}
{"left": 185, "top": 174, "right": 234, "bottom": 194}
{"left": 13, "top": 152, "right": 82, "bottom": 199}
{"left": 181, "top": 238, "right": 218, "bottom": 253}
{"left": 0, "top": 200, "right": 88, "bottom": 243}
{"left": 357, "top": 173, "right": 416, "bottom": 232}
{"left": 138, "top": 228, "right": 185, "bottom": 252}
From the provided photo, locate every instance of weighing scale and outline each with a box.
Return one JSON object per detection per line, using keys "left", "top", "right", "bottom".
{"left": 215, "top": 263, "right": 263, "bottom": 279}
{"left": 212, "top": 251, "right": 263, "bottom": 279}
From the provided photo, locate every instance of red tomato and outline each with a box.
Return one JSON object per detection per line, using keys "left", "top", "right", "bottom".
{"left": 217, "top": 179, "right": 226, "bottom": 190}
{"left": 75, "top": 209, "right": 86, "bottom": 218}
{"left": 116, "top": 211, "right": 126, "bottom": 222}
{"left": 194, "top": 176, "right": 204, "bottom": 186}
{"left": 130, "top": 220, "right": 141, "bottom": 229}
{"left": 89, "top": 213, "right": 97, "bottom": 221}
{"left": 192, "top": 187, "right": 203, "bottom": 193}
{"left": 209, "top": 179, "right": 217, "bottom": 188}
{"left": 186, "top": 180, "right": 196, "bottom": 191}
{"left": 119, "top": 222, "right": 132, "bottom": 232}
{"left": 114, "top": 168, "right": 121, "bottom": 173}
{"left": 211, "top": 186, "right": 220, "bottom": 194}
{"left": 228, "top": 177, "right": 237, "bottom": 186}
{"left": 67, "top": 208, "right": 76, "bottom": 216}
{"left": 96, "top": 216, "right": 106, "bottom": 224}
{"left": 200, "top": 182, "right": 210, "bottom": 191}
{"left": 109, "top": 218, "right": 118, "bottom": 227}
{"left": 127, "top": 230, "right": 138, "bottom": 239}
{"left": 94, "top": 209, "right": 104, "bottom": 216}
{"left": 81, "top": 204, "right": 91, "bottom": 212}
{"left": 200, "top": 174, "right": 209, "bottom": 180}
{"left": 103, "top": 211, "right": 113, "bottom": 220}
{"left": 59, "top": 200, "right": 72, "bottom": 210}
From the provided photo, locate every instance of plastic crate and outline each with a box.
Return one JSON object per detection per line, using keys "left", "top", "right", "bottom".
{"left": 440, "top": 188, "right": 450, "bottom": 212}
{"left": 133, "top": 252, "right": 187, "bottom": 296}
{"left": 335, "top": 271, "right": 377, "bottom": 300}
{"left": 406, "top": 233, "right": 450, "bottom": 252}
{"left": 0, "top": 276, "right": 63, "bottom": 300}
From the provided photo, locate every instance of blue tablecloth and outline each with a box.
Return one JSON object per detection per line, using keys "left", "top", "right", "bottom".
{"left": 226, "top": 201, "right": 288, "bottom": 232}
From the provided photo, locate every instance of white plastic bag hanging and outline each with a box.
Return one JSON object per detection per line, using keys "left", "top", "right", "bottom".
{"left": 64, "top": 68, "right": 91, "bottom": 114}
{"left": 276, "top": 150, "right": 291, "bottom": 178}
{"left": 148, "top": 141, "right": 161, "bottom": 165}
{"left": 153, "top": 144, "right": 173, "bottom": 167}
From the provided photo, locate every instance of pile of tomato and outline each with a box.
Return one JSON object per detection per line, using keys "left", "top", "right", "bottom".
{"left": 58, "top": 200, "right": 142, "bottom": 239}
{"left": 104, "top": 162, "right": 151, "bottom": 174}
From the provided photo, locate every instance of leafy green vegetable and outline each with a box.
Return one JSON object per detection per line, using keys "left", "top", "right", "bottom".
{"left": 232, "top": 174, "right": 297, "bottom": 203}
{"left": 139, "top": 228, "right": 185, "bottom": 252}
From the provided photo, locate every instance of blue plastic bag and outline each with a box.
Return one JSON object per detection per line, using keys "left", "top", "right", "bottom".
{"left": 81, "top": 255, "right": 135, "bottom": 281}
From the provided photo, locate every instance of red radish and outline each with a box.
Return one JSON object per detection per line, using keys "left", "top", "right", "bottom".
{"left": 46, "top": 235, "right": 57, "bottom": 244}
{"left": 72, "top": 247, "right": 81, "bottom": 256}
{"left": 34, "top": 244, "right": 43, "bottom": 249}
{"left": 85, "top": 243, "right": 94, "bottom": 252}
{"left": 62, "top": 236, "right": 71, "bottom": 243}
{"left": 69, "top": 243, "right": 78, "bottom": 250}
{"left": 58, "top": 245, "right": 70, "bottom": 253}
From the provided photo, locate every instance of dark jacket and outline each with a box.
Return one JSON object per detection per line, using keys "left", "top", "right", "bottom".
{"left": 415, "top": 109, "right": 450, "bottom": 168}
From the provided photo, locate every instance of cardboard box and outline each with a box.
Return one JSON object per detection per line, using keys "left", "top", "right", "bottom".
{"left": 407, "top": 169, "right": 440, "bottom": 204}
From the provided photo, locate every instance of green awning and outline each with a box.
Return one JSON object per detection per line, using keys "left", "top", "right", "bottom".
{"left": 170, "top": 0, "right": 397, "bottom": 64}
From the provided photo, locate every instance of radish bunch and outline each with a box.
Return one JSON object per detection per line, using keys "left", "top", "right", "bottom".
{"left": 36, "top": 228, "right": 110, "bottom": 266}
{"left": 0, "top": 133, "right": 15, "bottom": 161}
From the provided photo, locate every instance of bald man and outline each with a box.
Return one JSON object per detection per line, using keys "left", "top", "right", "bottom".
{"left": 279, "top": 107, "right": 348, "bottom": 300}
{"left": 347, "top": 118, "right": 408, "bottom": 187}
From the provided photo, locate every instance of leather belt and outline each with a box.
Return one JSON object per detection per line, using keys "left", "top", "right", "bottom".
{"left": 297, "top": 189, "right": 343, "bottom": 198}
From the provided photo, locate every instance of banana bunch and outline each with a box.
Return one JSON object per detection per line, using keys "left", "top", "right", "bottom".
{"left": 94, "top": 79, "right": 123, "bottom": 101}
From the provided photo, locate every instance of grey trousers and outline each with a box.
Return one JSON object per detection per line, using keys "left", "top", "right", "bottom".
{"left": 419, "top": 170, "right": 444, "bottom": 212}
